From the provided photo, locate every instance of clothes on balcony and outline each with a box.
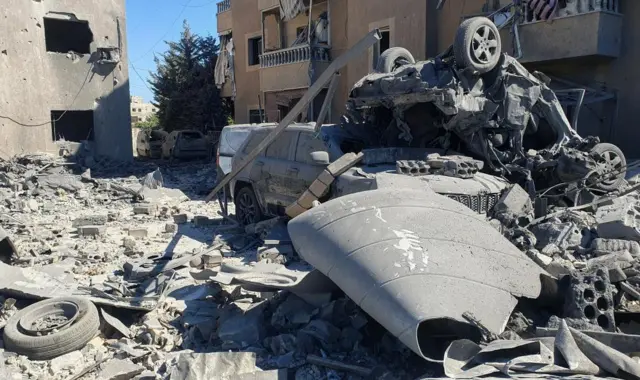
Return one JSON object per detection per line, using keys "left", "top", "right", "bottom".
{"left": 214, "top": 35, "right": 236, "bottom": 98}
{"left": 279, "top": 0, "right": 309, "bottom": 21}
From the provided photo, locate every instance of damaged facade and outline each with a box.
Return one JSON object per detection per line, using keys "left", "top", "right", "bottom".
{"left": 217, "top": 0, "right": 640, "bottom": 158}
{"left": 0, "top": 0, "right": 132, "bottom": 160}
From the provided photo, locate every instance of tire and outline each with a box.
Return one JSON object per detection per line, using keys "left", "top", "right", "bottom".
{"left": 235, "top": 186, "right": 263, "bottom": 226}
{"left": 3, "top": 297, "right": 100, "bottom": 360}
{"left": 589, "top": 143, "right": 626, "bottom": 192}
{"left": 375, "top": 47, "right": 416, "bottom": 73}
{"left": 454, "top": 17, "right": 502, "bottom": 74}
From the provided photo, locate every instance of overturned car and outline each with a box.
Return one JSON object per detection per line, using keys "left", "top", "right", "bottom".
{"left": 345, "top": 16, "right": 626, "bottom": 204}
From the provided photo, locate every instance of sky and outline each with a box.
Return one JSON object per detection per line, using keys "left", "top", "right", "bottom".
{"left": 126, "top": 0, "right": 219, "bottom": 103}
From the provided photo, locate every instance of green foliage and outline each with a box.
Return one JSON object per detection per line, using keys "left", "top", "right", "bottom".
{"left": 149, "top": 21, "right": 232, "bottom": 133}
{"left": 226, "top": 115, "right": 235, "bottom": 125}
{"left": 134, "top": 114, "right": 160, "bottom": 129}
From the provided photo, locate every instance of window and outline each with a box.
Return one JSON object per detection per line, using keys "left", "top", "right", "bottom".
{"left": 248, "top": 36, "right": 262, "bottom": 66}
{"left": 295, "top": 132, "right": 327, "bottom": 164}
{"left": 249, "top": 109, "right": 263, "bottom": 124}
{"left": 373, "top": 28, "right": 390, "bottom": 69}
{"left": 44, "top": 18, "right": 93, "bottom": 54}
{"left": 242, "top": 130, "right": 269, "bottom": 154}
{"left": 266, "top": 131, "right": 294, "bottom": 159}
{"left": 51, "top": 110, "right": 94, "bottom": 142}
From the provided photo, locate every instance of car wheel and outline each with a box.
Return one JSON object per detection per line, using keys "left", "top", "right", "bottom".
{"left": 454, "top": 17, "right": 502, "bottom": 74}
{"left": 375, "top": 47, "right": 415, "bottom": 73}
{"left": 589, "top": 143, "right": 626, "bottom": 192}
{"left": 235, "top": 186, "right": 263, "bottom": 226}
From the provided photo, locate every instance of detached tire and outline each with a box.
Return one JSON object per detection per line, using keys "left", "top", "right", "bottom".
{"left": 454, "top": 17, "right": 502, "bottom": 74}
{"left": 590, "top": 143, "right": 626, "bottom": 192}
{"left": 375, "top": 47, "right": 415, "bottom": 73}
{"left": 3, "top": 297, "right": 100, "bottom": 360}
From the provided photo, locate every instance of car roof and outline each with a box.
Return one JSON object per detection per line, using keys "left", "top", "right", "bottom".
{"left": 247, "top": 122, "right": 319, "bottom": 135}
{"left": 221, "top": 123, "right": 276, "bottom": 134}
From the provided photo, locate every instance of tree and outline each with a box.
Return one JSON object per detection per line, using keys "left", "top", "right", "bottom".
{"left": 149, "top": 21, "right": 230, "bottom": 133}
{"left": 134, "top": 114, "right": 159, "bottom": 129}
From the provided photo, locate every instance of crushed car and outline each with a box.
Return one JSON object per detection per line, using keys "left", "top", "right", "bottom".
{"left": 162, "top": 130, "right": 210, "bottom": 160}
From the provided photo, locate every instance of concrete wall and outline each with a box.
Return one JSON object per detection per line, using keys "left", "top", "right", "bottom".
{"left": 0, "top": 0, "right": 132, "bottom": 160}
{"left": 230, "top": 0, "right": 262, "bottom": 123}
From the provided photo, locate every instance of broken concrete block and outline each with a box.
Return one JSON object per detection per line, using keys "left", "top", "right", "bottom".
{"left": 526, "top": 249, "right": 553, "bottom": 268}
{"left": 78, "top": 225, "right": 106, "bottom": 237}
{"left": 285, "top": 202, "right": 307, "bottom": 219}
{"left": 609, "top": 266, "right": 627, "bottom": 283}
{"left": 596, "top": 200, "right": 640, "bottom": 241}
{"left": 202, "top": 250, "right": 223, "bottom": 268}
{"left": 128, "top": 228, "right": 149, "bottom": 239}
{"left": 193, "top": 215, "right": 215, "bottom": 226}
{"left": 133, "top": 203, "right": 158, "bottom": 216}
{"left": 165, "top": 223, "right": 178, "bottom": 233}
{"left": 591, "top": 238, "right": 640, "bottom": 257}
{"left": 308, "top": 179, "right": 330, "bottom": 198}
{"left": 218, "top": 309, "right": 265, "bottom": 347}
{"left": 72, "top": 214, "right": 108, "bottom": 227}
{"left": 96, "top": 358, "right": 144, "bottom": 380}
{"left": 587, "top": 251, "right": 634, "bottom": 270}
{"left": 49, "top": 350, "right": 83, "bottom": 373}
{"left": 326, "top": 152, "right": 364, "bottom": 177}
{"left": 493, "top": 184, "right": 533, "bottom": 224}
{"left": 122, "top": 236, "right": 137, "bottom": 250}
{"left": 173, "top": 213, "right": 190, "bottom": 224}
{"left": 532, "top": 222, "right": 582, "bottom": 250}
{"left": 297, "top": 190, "right": 318, "bottom": 209}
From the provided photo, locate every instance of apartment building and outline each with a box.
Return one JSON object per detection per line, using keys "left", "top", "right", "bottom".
{"left": 0, "top": 0, "right": 132, "bottom": 160}
{"left": 216, "top": 0, "right": 640, "bottom": 157}
{"left": 130, "top": 96, "right": 158, "bottom": 125}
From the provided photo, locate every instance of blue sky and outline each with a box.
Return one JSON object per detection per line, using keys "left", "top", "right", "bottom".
{"left": 126, "top": 0, "right": 218, "bottom": 103}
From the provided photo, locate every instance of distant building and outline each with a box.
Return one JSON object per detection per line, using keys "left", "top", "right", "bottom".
{"left": 0, "top": 0, "right": 132, "bottom": 160}
{"left": 130, "top": 96, "right": 158, "bottom": 125}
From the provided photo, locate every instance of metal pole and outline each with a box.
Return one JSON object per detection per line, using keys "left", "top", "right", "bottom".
{"left": 315, "top": 72, "right": 340, "bottom": 132}
{"left": 205, "top": 29, "right": 382, "bottom": 202}
{"left": 307, "top": 0, "right": 314, "bottom": 45}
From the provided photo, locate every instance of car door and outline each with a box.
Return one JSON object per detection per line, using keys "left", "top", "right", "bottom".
{"left": 263, "top": 130, "right": 298, "bottom": 208}
{"left": 238, "top": 130, "right": 270, "bottom": 203}
{"left": 291, "top": 131, "right": 330, "bottom": 197}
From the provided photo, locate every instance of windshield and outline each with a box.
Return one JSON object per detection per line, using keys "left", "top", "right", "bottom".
{"left": 181, "top": 131, "right": 202, "bottom": 139}
{"left": 219, "top": 129, "right": 252, "bottom": 156}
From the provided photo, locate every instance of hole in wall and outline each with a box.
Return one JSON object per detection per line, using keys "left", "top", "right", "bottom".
{"left": 44, "top": 17, "right": 93, "bottom": 54}
{"left": 51, "top": 110, "right": 95, "bottom": 142}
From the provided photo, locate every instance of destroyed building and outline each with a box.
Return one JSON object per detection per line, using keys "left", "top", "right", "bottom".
{"left": 216, "top": 0, "right": 640, "bottom": 158}
{"left": 0, "top": 0, "right": 133, "bottom": 161}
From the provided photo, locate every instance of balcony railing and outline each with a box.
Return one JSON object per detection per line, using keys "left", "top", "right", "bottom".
{"left": 260, "top": 44, "right": 330, "bottom": 68}
{"left": 523, "top": 0, "right": 619, "bottom": 23}
{"left": 217, "top": 0, "right": 231, "bottom": 14}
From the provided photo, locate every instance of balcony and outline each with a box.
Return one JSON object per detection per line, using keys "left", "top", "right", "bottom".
{"left": 517, "top": 0, "right": 622, "bottom": 63}
{"left": 259, "top": 44, "right": 331, "bottom": 92}
{"left": 216, "top": 0, "right": 232, "bottom": 33}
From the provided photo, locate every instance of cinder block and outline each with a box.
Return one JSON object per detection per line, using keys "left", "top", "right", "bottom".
{"left": 326, "top": 152, "right": 364, "bottom": 177}
{"left": 133, "top": 203, "right": 158, "bottom": 216}
{"left": 297, "top": 190, "right": 318, "bottom": 209}
{"left": 285, "top": 202, "right": 307, "bottom": 219}
{"left": 78, "top": 225, "right": 106, "bottom": 237}
{"left": 73, "top": 215, "right": 108, "bottom": 227}
{"left": 165, "top": 223, "right": 178, "bottom": 233}
{"left": 308, "top": 179, "right": 329, "bottom": 198}
{"left": 128, "top": 228, "right": 149, "bottom": 239}
{"left": 193, "top": 216, "right": 214, "bottom": 226}
{"left": 317, "top": 169, "right": 335, "bottom": 186}
{"left": 173, "top": 214, "right": 189, "bottom": 224}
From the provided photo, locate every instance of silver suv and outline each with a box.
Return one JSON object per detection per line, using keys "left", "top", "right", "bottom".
{"left": 230, "top": 123, "right": 508, "bottom": 225}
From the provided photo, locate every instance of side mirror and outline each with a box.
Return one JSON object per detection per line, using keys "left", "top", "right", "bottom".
{"left": 310, "top": 151, "right": 330, "bottom": 165}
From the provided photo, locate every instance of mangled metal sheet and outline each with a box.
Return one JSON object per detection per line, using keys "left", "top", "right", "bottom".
{"left": 288, "top": 187, "right": 548, "bottom": 361}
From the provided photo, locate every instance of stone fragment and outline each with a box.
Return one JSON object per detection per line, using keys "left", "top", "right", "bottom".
{"left": 140, "top": 168, "right": 163, "bottom": 189}
{"left": 193, "top": 215, "right": 215, "bottom": 226}
{"left": 202, "top": 250, "right": 223, "bottom": 268}
{"left": 218, "top": 305, "right": 266, "bottom": 347}
{"left": 173, "top": 213, "right": 190, "bottom": 224}
{"left": 492, "top": 184, "right": 533, "bottom": 225}
{"left": 532, "top": 222, "right": 582, "bottom": 250}
{"left": 123, "top": 236, "right": 137, "bottom": 250}
{"left": 526, "top": 249, "right": 553, "bottom": 268}
{"left": 133, "top": 203, "right": 158, "bottom": 216}
{"left": 27, "top": 199, "right": 39, "bottom": 211}
{"left": 308, "top": 179, "right": 330, "bottom": 198}
{"left": 317, "top": 169, "right": 335, "bottom": 186}
{"left": 326, "top": 152, "right": 363, "bottom": 177}
{"left": 49, "top": 350, "right": 83, "bottom": 373}
{"left": 271, "top": 294, "right": 315, "bottom": 330}
{"left": 73, "top": 214, "right": 108, "bottom": 227}
{"left": 264, "top": 334, "right": 297, "bottom": 355}
{"left": 587, "top": 251, "right": 634, "bottom": 270}
{"left": 78, "top": 225, "right": 106, "bottom": 237}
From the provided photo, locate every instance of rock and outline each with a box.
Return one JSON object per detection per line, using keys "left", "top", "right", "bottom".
{"left": 532, "top": 222, "right": 582, "bottom": 250}
{"left": 265, "top": 334, "right": 297, "bottom": 355}
{"left": 596, "top": 199, "right": 640, "bottom": 241}
{"left": 49, "top": 350, "right": 84, "bottom": 373}
{"left": 27, "top": 199, "right": 39, "bottom": 211}
{"left": 587, "top": 251, "right": 634, "bottom": 270}
{"left": 78, "top": 225, "right": 106, "bottom": 237}
{"left": 133, "top": 203, "right": 158, "bottom": 216}
{"left": 297, "top": 320, "right": 341, "bottom": 353}
{"left": 73, "top": 214, "right": 108, "bottom": 227}
{"left": 140, "top": 169, "right": 163, "bottom": 189}
{"left": 526, "top": 249, "right": 553, "bottom": 268}
{"left": 202, "top": 249, "right": 222, "bottom": 268}
{"left": 96, "top": 358, "right": 144, "bottom": 380}
{"left": 218, "top": 307, "right": 265, "bottom": 347}
{"left": 123, "top": 236, "right": 137, "bottom": 250}
{"left": 271, "top": 294, "right": 315, "bottom": 330}
{"left": 38, "top": 174, "right": 84, "bottom": 192}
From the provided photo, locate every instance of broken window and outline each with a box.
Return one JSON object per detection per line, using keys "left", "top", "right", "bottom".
{"left": 373, "top": 28, "right": 390, "bottom": 69}
{"left": 249, "top": 109, "right": 263, "bottom": 124}
{"left": 44, "top": 18, "right": 93, "bottom": 54}
{"left": 51, "top": 110, "right": 94, "bottom": 142}
{"left": 248, "top": 36, "right": 262, "bottom": 66}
